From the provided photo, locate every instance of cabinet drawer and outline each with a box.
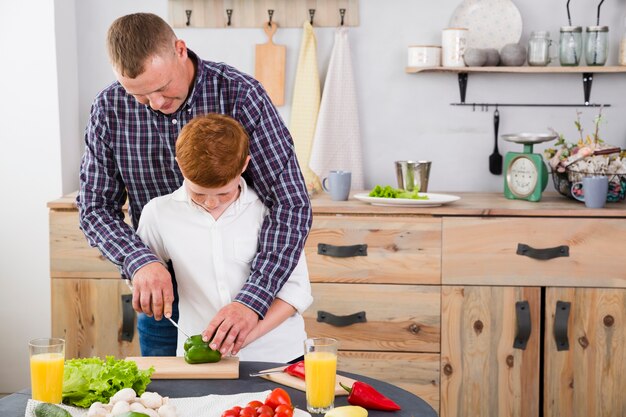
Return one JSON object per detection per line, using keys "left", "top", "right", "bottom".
{"left": 338, "top": 351, "right": 440, "bottom": 413}
{"left": 50, "top": 211, "right": 122, "bottom": 278}
{"left": 442, "top": 217, "right": 626, "bottom": 287}
{"left": 306, "top": 216, "right": 441, "bottom": 284}
{"left": 305, "top": 283, "right": 440, "bottom": 352}
{"left": 52, "top": 278, "right": 140, "bottom": 358}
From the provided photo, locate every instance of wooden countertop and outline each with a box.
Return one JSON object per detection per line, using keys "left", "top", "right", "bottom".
{"left": 48, "top": 191, "right": 626, "bottom": 217}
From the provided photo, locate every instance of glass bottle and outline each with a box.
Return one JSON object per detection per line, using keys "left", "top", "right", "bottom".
{"left": 559, "top": 26, "right": 582, "bottom": 66}
{"left": 527, "top": 31, "right": 552, "bottom": 66}
{"left": 585, "top": 26, "right": 609, "bottom": 66}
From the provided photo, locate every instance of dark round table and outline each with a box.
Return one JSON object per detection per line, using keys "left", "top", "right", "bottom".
{"left": 1, "top": 361, "right": 437, "bottom": 417}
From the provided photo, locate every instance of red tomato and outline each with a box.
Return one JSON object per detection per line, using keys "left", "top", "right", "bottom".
{"left": 239, "top": 406, "right": 256, "bottom": 417}
{"left": 247, "top": 400, "right": 264, "bottom": 409}
{"left": 274, "top": 405, "right": 293, "bottom": 417}
{"left": 264, "top": 388, "right": 292, "bottom": 409}
{"left": 231, "top": 407, "right": 242, "bottom": 414}
{"left": 274, "top": 412, "right": 291, "bottom": 417}
{"left": 221, "top": 410, "right": 239, "bottom": 417}
{"left": 256, "top": 405, "right": 275, "bottom": 416}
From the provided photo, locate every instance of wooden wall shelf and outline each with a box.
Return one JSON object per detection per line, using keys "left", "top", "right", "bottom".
{"left": 406, "top": 66, "right": 626, "bottom": 107}
{"left": 168, "top": 0, "right": 359, "bottom": 28}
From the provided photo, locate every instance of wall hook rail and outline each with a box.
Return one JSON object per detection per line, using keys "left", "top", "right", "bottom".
{"left": 226, "top": 9, "right": 233, "bottom": 26}
{"left": 268, "top": 9, "right": 274, "bottom": 26}
{"left": 339, "top": 8, "right": 346, "bottom": 26}
{"left": 309, "top": 9, "right": 315, "bottom": 25}
{"left": 185, "top": 9, "right": 192, "bottom": 26}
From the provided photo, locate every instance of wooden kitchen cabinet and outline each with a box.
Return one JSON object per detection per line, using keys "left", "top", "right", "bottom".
{"left": 48, "top": 196, "right": 140, "bottom": 359}
{"left": 50, "top": 192, "right": 626, "bottom": 416}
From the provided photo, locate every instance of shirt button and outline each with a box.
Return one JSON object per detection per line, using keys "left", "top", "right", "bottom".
{"left": 172, "top": 119, "right": 178, "bottom": 125}
{"left": 187, "top": 108, "right": 192, "bottom": 113}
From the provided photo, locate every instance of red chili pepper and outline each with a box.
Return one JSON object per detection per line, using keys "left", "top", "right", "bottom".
{"left": 340, "top": 381, "right": 401, "bottom": 411}
{"left": 284, "top": 360, "right": 305, "bottom": 379}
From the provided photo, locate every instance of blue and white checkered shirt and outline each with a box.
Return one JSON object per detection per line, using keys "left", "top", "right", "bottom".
{"left": 77, "top": 50, "right": 312, "bottom": 317}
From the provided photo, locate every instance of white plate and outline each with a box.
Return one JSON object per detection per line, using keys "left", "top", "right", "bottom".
{"left": 294, "top": 409, "right": 312, "bottom": 417}
{"left": 449, "top": 0, "right": 523, "bottom": 50}
{"left": 354, "top": 192, "right": 461, "bottom": 207}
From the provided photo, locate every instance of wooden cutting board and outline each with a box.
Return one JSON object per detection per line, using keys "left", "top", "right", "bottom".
{"left": 126, "top": 356, "right": 239, "bottom": 379}
{"left": 255, "top": 22, "right": 286, "bottom": 106}
{"left": 256, "top": 365, "right": 356, "bottom": 396}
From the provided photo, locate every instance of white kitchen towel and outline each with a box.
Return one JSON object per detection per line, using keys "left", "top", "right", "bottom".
{"left": 309, "top": 26, "right": 364, "bottom": 190}
{"left": 25, "top": 391, "right": 289, "bottom": 417}
{"left": 289, "top": 20, "right": 322, "bottom": 193}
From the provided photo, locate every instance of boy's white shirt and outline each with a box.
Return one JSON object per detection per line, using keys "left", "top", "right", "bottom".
{"left": 137, "top": 177, "right": 313, "bottom": 362}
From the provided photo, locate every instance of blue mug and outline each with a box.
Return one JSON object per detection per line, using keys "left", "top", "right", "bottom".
{"left": 571, "top": 176, "right": 608, "bottom": 208}
{"left": 322, "top": 171, "right": 352, "bottom": 201}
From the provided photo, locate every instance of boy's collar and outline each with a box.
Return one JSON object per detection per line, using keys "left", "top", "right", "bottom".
{"left": 172, "top": 177, "right": 255, "bottom": 207}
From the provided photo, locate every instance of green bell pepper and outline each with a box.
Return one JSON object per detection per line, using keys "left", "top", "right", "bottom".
{"left": 183, "top": 334, "right": 221, "bottom": 364}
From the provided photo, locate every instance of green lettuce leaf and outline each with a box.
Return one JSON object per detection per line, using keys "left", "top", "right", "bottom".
{"left": 369, "top": 185, "right": 428, "bottom": 200}
{"left": 62, "top": 356, "right": 153, "bottom": 408}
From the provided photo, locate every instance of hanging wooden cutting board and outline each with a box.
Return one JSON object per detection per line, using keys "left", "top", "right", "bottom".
{"left": 255, "top": 365, "right": 356, "bottom": 395}
{"left": 126, "top": 356, "right": 239, "bottom": 379}
{"left": 255, "top": 22, "right": 286, "bottom": 106}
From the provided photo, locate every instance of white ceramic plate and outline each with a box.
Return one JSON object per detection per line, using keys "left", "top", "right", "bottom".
{"left": 294, "top": 409, "right": 312, "bottom": 417}
{"left": 449, "top": 0, "right": 523, "bottom": 50}
{"left": 354, "top": 193, "right": 461, "bottom": 207}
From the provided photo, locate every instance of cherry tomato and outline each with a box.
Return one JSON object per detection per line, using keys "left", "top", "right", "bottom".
{"left": 231, "top": 407, "right": 242, "bottom": 414}
{"left": 221, "top": 409, "right": 239, "bottom": 417}
{"left": 256, "top": 405, "right": 275, "bottom": 416}
{"left": 274, "top": 405, "right": 293, "bottom": 417}
{"left": 274, "top": 412, "right": 291, "bottom": 417}
{"left": 264, "top": 388, "right": 292, "bottom": 409}
{"left": 247, "top": 400, "right": 264, "bottom": 409}
{"left": 239, "top": 406, "right": 256, "bottom": 417}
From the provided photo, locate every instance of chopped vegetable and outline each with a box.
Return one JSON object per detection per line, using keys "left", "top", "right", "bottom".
{"left": 183, "top": 334, "right": 221, "bottom": 364}
{"left": 284, "top": 360, "right": 305, "bottom": 379}
{"left": 62, "top": 356, "right": 153, "bottom": 408}
{"left": 368, "top": 185, "right": 428, "bottom": 200}
{"left": 34, "top": 403, "right": 71, "bottom": 417}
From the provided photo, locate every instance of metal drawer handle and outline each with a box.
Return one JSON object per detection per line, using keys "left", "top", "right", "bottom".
{"left": 317, "top": 310, "right": 367, "bottom": 327}
{"left": 318, "top": 243, "right": 367, "bottom": 258}
{"left": 554, "top": 301, "right": 571, "bottom": 351}
{"left": 516, "top": 243, "right": 569, "bottom": 260}
{"left": 121, "top": 294, "right": 135, "bottom": 342}
{"left": 513, "top": 301, "right": 531, "bottom": 350}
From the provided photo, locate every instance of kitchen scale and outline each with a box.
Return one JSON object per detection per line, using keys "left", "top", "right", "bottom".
{"left": 501, "top": 133, "right": 557, "bottom": 202}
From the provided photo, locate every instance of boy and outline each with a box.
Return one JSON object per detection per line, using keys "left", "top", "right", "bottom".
{"left": 137, "top": 114, "right": 312, "bottom": 362}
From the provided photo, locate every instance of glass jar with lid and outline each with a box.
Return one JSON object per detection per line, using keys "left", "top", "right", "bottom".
{"left": 559, "top": 26, "right": 582, "bottom": 66}
{"left": 527, "top": 31, "right": 552, "bottom": 66}
{"left": 585, "top": 26, "right": 609, "bottom": 66}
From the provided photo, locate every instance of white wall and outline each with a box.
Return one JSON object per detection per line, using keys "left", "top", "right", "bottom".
{"left": 74, "top": 0, "right": 626, "bottom": 193}
{"left": 1, "top": 0, "right": 626, "bottom": 392}
{"left": 0, "top": 1, "right": 64, "bottom": 392}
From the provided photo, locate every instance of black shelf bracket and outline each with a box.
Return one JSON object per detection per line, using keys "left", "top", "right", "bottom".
{"left": 458, "top": 73, "right": 468, "bottom": 103}
{"left": 452, "top": 71, "right": 609, "bottom": 108}
{"left": 583, "top": 72, "right": 593, "bottom": 105}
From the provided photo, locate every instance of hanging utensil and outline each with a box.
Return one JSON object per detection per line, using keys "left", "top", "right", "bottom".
{"left": 489, "top": 108, "right": 503, "bottom": 175}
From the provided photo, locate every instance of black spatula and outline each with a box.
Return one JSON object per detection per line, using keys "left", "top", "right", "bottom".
{"left": 489, "top": 109, "right": 502, "bottom": 175}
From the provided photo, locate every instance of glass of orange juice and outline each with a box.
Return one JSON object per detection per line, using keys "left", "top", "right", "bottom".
{"left": 29, "top": 338, "right": 65, "bottom": 403}
{"left": 304, "top": 337, "right": 338, "bottom": 414}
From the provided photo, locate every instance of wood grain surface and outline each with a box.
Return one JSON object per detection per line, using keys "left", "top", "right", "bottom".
{"left": 255, "top": 22, "right": 285, "bottom": 106}
{"left": 255, "top": 365, "right": 355, "bottom": 396}
{"left": 126, "top": 356, "right": 239, "bottom": 379}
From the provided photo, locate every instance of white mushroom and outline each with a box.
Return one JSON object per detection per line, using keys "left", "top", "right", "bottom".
{"left": 143, "top": 409, "right": 159, "bottom": 417}
{"left": 130, "top": 402, "right": 147, "bottom": 413}
{"left": 110, "top": 400, "right": 131, "bottom": 416}
{"left": 140, "top": 391, "right": 164, "bottom": 409}
{"left": 87, "top": 402, "right": 108, "bottom": 417}
{"left": 157, "top": 404, "right": 177, "bottom": 417}
{"left": 110, "top": 387, "right": 137, "bottom": 404}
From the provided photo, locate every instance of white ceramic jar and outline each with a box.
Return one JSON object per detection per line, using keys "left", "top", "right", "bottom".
{"left": 407, "top": 45, "right": 441, "bottom": 67}
{"left": 442, "top": 28, "right": 468, "bottom": 67}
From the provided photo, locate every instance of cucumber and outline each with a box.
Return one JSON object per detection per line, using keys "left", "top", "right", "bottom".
{"left": 33, "top": 403, "right": 71, "bottom": 417}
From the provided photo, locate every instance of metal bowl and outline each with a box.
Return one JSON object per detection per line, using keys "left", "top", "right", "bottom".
{"left": 501, "top": 133, "right": 558, "bottom": 144}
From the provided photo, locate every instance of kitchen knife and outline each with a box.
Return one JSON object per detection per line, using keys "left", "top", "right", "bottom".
{"left": 124, "top": 280, "right": 191, "bottom": 339}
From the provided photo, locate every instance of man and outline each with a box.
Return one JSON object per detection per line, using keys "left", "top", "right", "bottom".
{"left": 77, "top": 12, "right": 311, "bottom": 356}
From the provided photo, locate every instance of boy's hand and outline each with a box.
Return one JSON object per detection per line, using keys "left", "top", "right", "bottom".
{"left": 131, "top": 262, "right": 174, "bottom": 320}
{"left": 202, "top": 302, "right": 259, "bottom": 356}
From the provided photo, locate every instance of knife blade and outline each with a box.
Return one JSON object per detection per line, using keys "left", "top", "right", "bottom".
{"left": 124, "top": 280, "right": 191, "bottom": 339}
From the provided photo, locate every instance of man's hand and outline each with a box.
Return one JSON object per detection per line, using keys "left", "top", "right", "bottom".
{"left": 202, "top": 302, "right": 259, "bottom": 356}
{"left": 131, "top": 262, "right": 174, "bottom": 320}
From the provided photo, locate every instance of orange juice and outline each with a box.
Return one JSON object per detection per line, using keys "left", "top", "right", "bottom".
{"left": 30, "top": 352, "right": 64, "bottom": 403}
{"left": 304, "top": 351, "right": 337, "bottom": 409}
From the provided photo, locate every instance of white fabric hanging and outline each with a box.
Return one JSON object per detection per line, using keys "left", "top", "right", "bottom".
{"left": 289, "top": 21, "right": 321, "bottom": 192}
{"left": 309, "top": 26, "right": 364, "bottom": 190}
